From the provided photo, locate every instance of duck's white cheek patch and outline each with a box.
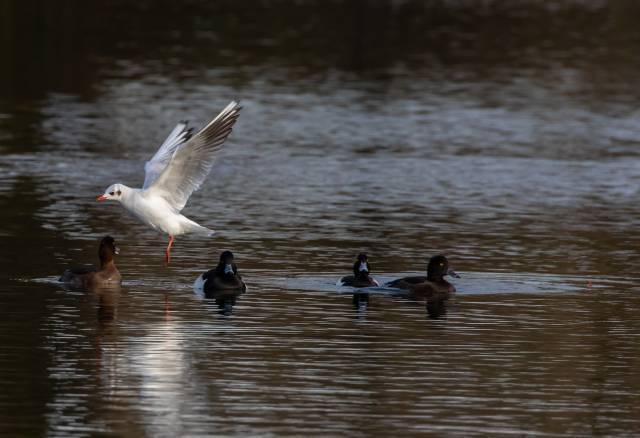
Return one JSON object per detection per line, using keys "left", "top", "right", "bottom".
{"left": 359, "top": 262, "right": 368, "bottom": 272}
{"left": 224, "top": 264, "right": 234, "bottom": 274}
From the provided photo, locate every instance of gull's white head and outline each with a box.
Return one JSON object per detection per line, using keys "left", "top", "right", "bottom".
{"left": 97, "top": 184, "right": 125, "bottom": 202}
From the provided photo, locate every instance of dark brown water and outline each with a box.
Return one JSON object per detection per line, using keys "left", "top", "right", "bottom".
{"left": 1, "top": 1, "right": 640, "bottom": 436}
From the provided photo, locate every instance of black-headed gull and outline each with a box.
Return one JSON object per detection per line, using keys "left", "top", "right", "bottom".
{"left": 97, "top": 101, "right": 241, "bottom": 264}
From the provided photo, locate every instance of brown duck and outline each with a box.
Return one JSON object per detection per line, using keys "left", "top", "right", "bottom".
{"left": 59, "top": 236, "right": 122, "bottom": 288}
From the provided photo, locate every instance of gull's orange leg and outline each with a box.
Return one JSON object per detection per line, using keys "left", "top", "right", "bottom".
{"left": 164, "top": 235, "right": 175, "bottom": 265}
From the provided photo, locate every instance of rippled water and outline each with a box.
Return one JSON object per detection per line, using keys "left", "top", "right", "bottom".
{"left": 1, "top": 1, "right": 640, "bottom": 436}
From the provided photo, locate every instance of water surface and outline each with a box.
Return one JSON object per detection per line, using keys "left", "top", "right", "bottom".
{"left": 1, "top": 1, "right": 639, "bottom": 436}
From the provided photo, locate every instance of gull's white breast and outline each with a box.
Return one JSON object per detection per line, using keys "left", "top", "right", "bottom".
{"left": 122, "top": 190, "right": 187, "bottom": 236}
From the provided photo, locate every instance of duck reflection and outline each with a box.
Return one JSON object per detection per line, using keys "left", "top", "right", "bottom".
{"left": 59, "top": 275, "right": 122, "bottom": 326}
{"left": 390, "top": 289, "right": 450, "bottom": 319}
{"left": 425, "top": 296, "right": 448, "bottom": 319}
{"left": 352, "top": 291, "right": 370, "bottom": 313}
{"left": 393, "top": 288, "right": 451, "bottom": 320}
{"left": 204, "top": 288, "right": 244, "bottom": 316}
{"left": 90, "top": 283, "right": 122, "bottom": 325}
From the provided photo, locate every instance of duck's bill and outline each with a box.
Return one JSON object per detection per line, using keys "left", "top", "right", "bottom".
{"left": 96, "top": 195, "right": 108, "bottom": 202}
{"left": 448, "top": 270, "right": 461, "bottom": 278}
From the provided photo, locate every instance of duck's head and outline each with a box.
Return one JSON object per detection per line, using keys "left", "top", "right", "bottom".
{"left": 427, "top": 255, "right": 460, "bottom": 281}
{"left": 99, "top": 235, "right": 120, "bottom": 263}
{"left": 356, "top": 252, "right": 370, "bottom": 273}
{"left": 218, "top": 250, "right": 236, "bottom": 275}
{"left": 97, "top": 184, "right": 126, "bottom": 202}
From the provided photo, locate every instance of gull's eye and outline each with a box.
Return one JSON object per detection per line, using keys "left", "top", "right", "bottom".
{"left": 109, "top": 191, "right": 115, "bottom": 196}
{"left": 117, "top": 190, "right": 122, "bottom": 196}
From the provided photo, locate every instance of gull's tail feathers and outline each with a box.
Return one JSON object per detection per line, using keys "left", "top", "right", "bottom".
{"left": 181, "top": 218, "right": 215, "bottom": 237}
{"left": 192, "top": 224, "right": 215, "bottom": 237}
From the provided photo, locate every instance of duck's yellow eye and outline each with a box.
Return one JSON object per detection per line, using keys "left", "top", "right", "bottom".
{"left": 440, "top": 263, "right": 444, "bottom": 266}
{"left": 117, "top": 190, "right": 122, "bottom": 196}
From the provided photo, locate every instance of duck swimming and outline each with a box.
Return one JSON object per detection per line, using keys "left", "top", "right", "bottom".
{"left": 386, "top": 254, "right": 459, "bottom": 297}
{"left": 59, "top": 236, "right": 122, "bottom": 288}
{"left": 195, "top": 250, "right": 247, "bottom": 294}
{"left": 338, "top": 253, "right": 380, "bottom": 287}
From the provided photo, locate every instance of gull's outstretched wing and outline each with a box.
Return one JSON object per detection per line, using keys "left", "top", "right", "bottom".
{"left": 143, "top": 121, "right": 193, "bottom": 189}
{"left": 145, "top": 101, "right": 241, "bottom": 211}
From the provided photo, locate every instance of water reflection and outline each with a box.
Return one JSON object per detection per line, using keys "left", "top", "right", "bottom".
{"left": 133, "top": 317, "right": 191, "bottom": 437}
{"left": 351, "top": 291, "right": 369, "bottom": 314}
{"left": 203, "top": 288, "right": 245, "bottom": 316}
{"left": 93, "top": 284, "right": 121, "bottom": 326}
{"left": 2, "top": 0, "right": 640, "bottom": 435}
{"left": 386, "top": 286, "right": 451, "bottom": 320}
{"left": 426, "top": 297, "right": 448, "bottom": 320}
{"left": 59, "top": 281, "right": 122, "bottom": 325}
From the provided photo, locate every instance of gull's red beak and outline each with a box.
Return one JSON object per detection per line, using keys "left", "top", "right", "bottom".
{"left": 96, "top": 195, "right": 108, "bottom": 202}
